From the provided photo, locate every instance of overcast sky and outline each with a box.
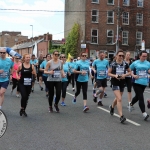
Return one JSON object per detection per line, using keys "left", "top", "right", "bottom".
{"left": 0, "top": 0, "right": 64, "bottom": 40}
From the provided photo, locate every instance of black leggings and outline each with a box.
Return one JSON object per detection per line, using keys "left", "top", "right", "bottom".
{"left": 42, "top": 75, "right": 48, "bottom": 92}
{"left": 19, "top": 83, "right": 31, "bottom": 110}
{"left": 47, "top": 81, "right": 62, "bottom": 107}
{"left": 125, "top": 77, "right": 132, "bottom": 92}
{"left": 12, "top": 78, "right": 19, "bottom": 92}
{"left": 68, "top": 74, "right": 75, "bottom": 88}
{"left": 62, "top": 81, "right": 68, "bottom": 98}
{"left": 132, "top": 83, "right": 146, "bottom": 113}
{"left": 75, "top": 81, "right": 88, "bottom": 100}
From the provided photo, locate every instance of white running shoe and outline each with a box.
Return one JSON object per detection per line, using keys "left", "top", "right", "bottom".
{"left": 16, "top": 94, "right": 20, "bottom": 98}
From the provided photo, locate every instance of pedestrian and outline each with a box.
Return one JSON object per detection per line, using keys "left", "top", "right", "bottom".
{"left": 17, "top": 54, "right": 36, "bottom": 116}
{"left": 44, "top": 50, "right": 65, "bottom": 113}
{"left": 108, "top": 49, "right": 131, "bottom": 123}
{"left": 0, "top": 48, "right": 14, "bottom": 109}
{"left": 72, "top": 51, "right": 90, "bottom": 112}
{"left": 129, "top": 51, "right": 149, "bottom": 120}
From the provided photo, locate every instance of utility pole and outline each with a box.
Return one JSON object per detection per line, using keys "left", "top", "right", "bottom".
{"left": 30, "top": 25, "right": 33, "bottom": 54}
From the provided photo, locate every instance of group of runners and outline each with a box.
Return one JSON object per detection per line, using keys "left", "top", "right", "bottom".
{"left": 0, "top": 47, "right": 149, "bottom": 123}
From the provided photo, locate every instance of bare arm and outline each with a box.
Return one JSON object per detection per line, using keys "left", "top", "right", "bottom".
{"left": 44, "top": 61, "right": 54, "bottom": 75}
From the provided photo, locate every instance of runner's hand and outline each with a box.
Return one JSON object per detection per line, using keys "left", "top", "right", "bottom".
{"left": 49, "top": 70, "right": 54, "bottom": 75}
{"left": 133, "top": 75, "right": 139, "bottom": 79}
{"left": 120, "top": 74, "right": 126, "bottom": 79}
{"left": 81, "top": 71, "right": 86, "bottom": 75}
{"left": 0, "top": 70, "right": 4, "bottom": 73}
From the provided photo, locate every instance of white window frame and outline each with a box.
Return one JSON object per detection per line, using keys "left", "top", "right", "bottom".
{"left": 91, "top": 29, "right": 98, "bottom": 44}
{"left": 91, "top": 0, "right": 99, "bottom": 4}
{"left": 122, "top": 31, "right": 129, "bottom": 45}
{"left": 137, "top": 0, "right": 144, "bottom": 7}
{"left": 107, "top": 11, "right": 114, "bottom": 24}
{"left": 136, "top": 32, "right": 142, "bottom": 45}
{"left": 107, "top": 30, "right": 114, "bottom": 44}
{"left": 107, "top": 0, "right": 114, "bottom": 5}
{"left": 122, "top": 12, "right": 129, "bottom": 25}
{"left": 91, "top": 9, "right": 99, "bottom": 23}
{"left": 123, "top": 0, "right": 130, "bottom": 6}
{"left": 136, "top": 13, "right": 143, "bottom": 26}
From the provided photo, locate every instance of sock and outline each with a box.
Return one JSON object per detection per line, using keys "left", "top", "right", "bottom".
{"left": 0, "top": 106, "right": 1, "bottom": 109}
{"left": 93, "top": 87, "right": 95, "bottom": 90}
{"left": 98, "top": 99, "right": 102, "bottom": 102}
{"left": 143, "top": 112, "right": 147, "bottom": 117}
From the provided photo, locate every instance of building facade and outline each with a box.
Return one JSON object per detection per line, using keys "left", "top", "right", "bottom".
{"left": 65, "top": 0, "right": 150, "bottom": 59}
{"left": 0, "top": 31, "right": 28, "bottom": 47}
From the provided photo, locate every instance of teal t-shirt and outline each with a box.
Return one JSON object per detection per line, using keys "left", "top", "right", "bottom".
{"left": 62, "top": 62, "right": 69, "bottom": 82}
{"left": 92, "top": 59, "right": 109, "bottom": 79}
{"left": 75, "top": 60, "right": 90, "bottom": 82}
{"left": 68, "top": 62, "right": 75, "bottom": 74}
{"left": 40, "top": 60, "right": 48, "bottom": 77}
{"left": 130, "top": 60, "right": 150, "bottom": 86}
{"left": 0, "top": 58, "right": 14, "bottom": 82}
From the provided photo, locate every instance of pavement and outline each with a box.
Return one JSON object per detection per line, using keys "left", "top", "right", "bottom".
{"left": 0, "top": 80, "right": 150, "bottom": 150}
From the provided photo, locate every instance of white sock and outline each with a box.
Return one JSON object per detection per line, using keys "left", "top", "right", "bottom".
{"left": 93, "top": 87, "right": 95, "bottom": 90}
{"left": 0, "top": 106, "right": 1, "bottom": 109}
{"left": 143, "top": 112, "right": 147, "bottom": 117}
{"left": 98, "top": 99, "right": 102, "bottom": 102}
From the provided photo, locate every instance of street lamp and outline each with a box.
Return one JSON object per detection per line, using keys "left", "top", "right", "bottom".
{"left": 30, "top": 25, "right": 33, "bottom": 53}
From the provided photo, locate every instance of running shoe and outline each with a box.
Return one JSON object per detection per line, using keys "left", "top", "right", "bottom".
{"left": 23, "top": 110, "right": 27, "bottom": 117}
{"left": 93, "top": 94, "right": 97, "bottom": 103}
{"left": 98, "top": 101, "right": 103, "bottom": 106}
{"left": 144, "top": 114, "right": 149, "bottom": 121}
{"left": 19, "top": 109, "right": 23, "bottom": 116}
{"left": 109, "top": 105, "right": 114, "bottom": 115}
{"left": 120, "top": 115, "right": 126, "bottom": 123}
{"left": 41, "top": 87, "right": 43, "bottom": 91}
{"left": 49, "top": 107, "right": 53, "bottom": 113}
{"left": 46, "top": 94, "right": 49, "bottom": 98}
{"left": 83, "top": 106, "right": 89, "bottom": 112}
{"left": 54, "top": 104, "right": 59, "bottom": 113}
{"left": 103, "top": 93, "right": 107, "bottom": 98}
{"left": 16, "top": 94, "right": 20, "bottom": 98}
{"left": 61, "top": 102, "right": 66, "bottom": 106}
{"left": 72, "top": 88, "right": 75, "bottom": 91}
{"left": 127, "top": 102, "right": 134, "bottom": 112}
{"left": 72, "top": 97, "right": 76, "bottom": 104}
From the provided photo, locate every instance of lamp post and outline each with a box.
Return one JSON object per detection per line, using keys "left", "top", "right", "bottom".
{"left": 30, "top": 25, "right": 33, "bottom": 53}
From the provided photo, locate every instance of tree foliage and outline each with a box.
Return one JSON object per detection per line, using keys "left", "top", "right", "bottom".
{"left": 65, "top": 23, "right": 80, "bottom": 58}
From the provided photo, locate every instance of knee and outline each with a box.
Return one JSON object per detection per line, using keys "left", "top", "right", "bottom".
{"left": 117, "top": 98, "right": 122, "bottom": 103}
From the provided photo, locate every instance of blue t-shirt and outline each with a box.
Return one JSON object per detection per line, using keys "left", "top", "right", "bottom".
{"left": 40, "top": 60, "right": 48, "bottom": 77}
{"left": 0, "top": 58, "right": 14, "bottom": 82}
{"left": 130, "top": 60, "right": 150, "bottom": 86}
{"left": 68, "top": 62, "right": 75, "bottom": 74}
{"left": 92, "top": 59, "right": 109, "bottom": 79}
{"left": 75, "top": 60, "right": 90, "bottom": 82}
{"left": 62, "top": 62, "right": 69, "bottom": 82}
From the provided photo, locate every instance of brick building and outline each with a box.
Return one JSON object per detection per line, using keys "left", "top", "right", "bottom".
{"left": 0, "top": 31, "right": 28, "bottom": 47}
{"left": 11, "top": 33, "right": 52, "bottom": 57}
{"left": 65, "top": 0, "right": 150, "bottom": 59}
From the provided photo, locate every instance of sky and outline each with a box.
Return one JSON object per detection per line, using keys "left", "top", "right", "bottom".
{"left": 0, "top": 0, "right": 65, "bottom": 40}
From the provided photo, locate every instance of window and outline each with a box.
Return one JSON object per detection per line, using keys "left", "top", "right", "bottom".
{"left": 107, "top": 30, "right": 114, "bottom": 44}
{"left": 107, "top": 0, "right": 114, "bottom": 5}
{"left": 123, "top": 0, "right": 130, "bottom": 6}
{"left": 136, "top": 13, "right": 143, "bottom": 25}
{"left": 107, "top": 11, "right": 114, "bottom": 24}
{"left": 91, "top": 29, "right": 98, "bottom": 44}
{"left": 136, "top": 32, "right": 142, "bottom": 45}
{"left": 137, "top": 0, "right": 143, "bottom": 7}
{"left": 92, "top": 0, "right": 99, "bottom": 3}
{"left": 122, "top": 31, "right": 129, "bottom": 45}
{"left": 92, "top": 10, "right": 99, "bottom": 23}
{"left": 122, "top": 12, "right": 129, "bottom": 25}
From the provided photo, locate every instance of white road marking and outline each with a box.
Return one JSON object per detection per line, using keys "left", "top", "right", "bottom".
{"left": 66, "top": 92, "right": 74, "bottom": 97}
{"left": 97, "top": 107, "right": 141, "bottom": 126}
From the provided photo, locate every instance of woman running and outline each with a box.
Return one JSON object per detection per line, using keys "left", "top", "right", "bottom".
{"left": 17, "top": 54, "right": 36, "bottom": 117}
{"left": 40, "top": 54, "right": 51, "bottom": 97}
{"left": 11, "top": 57, "right": 21, "bottom": 97}
{"left": 44, "top": 50, "right": 65, "bottom": 113}
{"left": 130, "top": 51, "right": 149, "bottom": 120}
{"left": 72, "top": 51, "right": 90, "bottom": 112}
{"left": 60, "top": 54, "right": 70, "bottom": 106}
{"left": 108, "top": 50, "right": 131, "bottom": 123}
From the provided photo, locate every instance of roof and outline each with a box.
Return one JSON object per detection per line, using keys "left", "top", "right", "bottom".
{"left": 11, "top": 38, "right": 44, "bottom": 50}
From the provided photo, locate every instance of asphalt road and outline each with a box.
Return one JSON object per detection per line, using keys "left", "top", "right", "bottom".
{"left": 0, "top": 80, "right": 150, "bottom": 150}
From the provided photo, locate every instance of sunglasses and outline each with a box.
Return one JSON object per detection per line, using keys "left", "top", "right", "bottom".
{"left": 61, "top": 56, "right": 66, "bottom": 58}
{"left": 0, "top": 52, "right": 6, "bottom": 54}
{"left": 118, "top": 55, "right": 124, "bottom": 57}
{"left": 82, "top": 55, "right": 87, "bottom": 57}
{"left": 54, "top": 54, "right": 60, "bottom": 56}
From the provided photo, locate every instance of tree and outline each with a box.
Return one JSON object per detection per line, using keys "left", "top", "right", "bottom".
{"left": 65, "top": 23, "right": 80, "bottom": 58}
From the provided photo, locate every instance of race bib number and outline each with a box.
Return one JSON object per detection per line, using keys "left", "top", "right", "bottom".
{"left": 53, "top": 71, "right": 60, "bottom": 78}
{"left": 24, "top": 78, "right": 31, "bottom": 85}
{"left": 99, "top": 70, "right": 106, "bottom": 76}
{"left": 81, "top": 69, "right": 88, "bottom": 76}
{"left": 0, "top": 71, "right": 8, "bottom": 78}
{"left": 116, "top": 66, "right": 124, "bottom": 75}
{"left": 138, "top": 70, "right": 147, "bottom": 78}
